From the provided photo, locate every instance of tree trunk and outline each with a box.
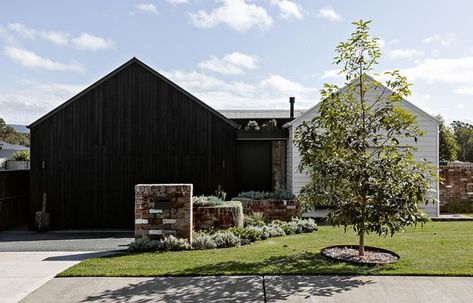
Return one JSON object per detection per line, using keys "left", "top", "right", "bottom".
{"left": 359, "top": 231, "right": 365, "bottom": 256}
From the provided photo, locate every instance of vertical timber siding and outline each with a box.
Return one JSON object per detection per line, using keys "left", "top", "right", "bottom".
{"left": 30, "top": 61, "right": 237, "bottom": 229}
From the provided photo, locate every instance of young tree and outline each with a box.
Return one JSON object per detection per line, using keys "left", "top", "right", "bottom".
{"left": 294, "top": 20, "right": 437, "bottom": 256}
{"left": 436, "top": 115, "right": 459, "bottom": 161}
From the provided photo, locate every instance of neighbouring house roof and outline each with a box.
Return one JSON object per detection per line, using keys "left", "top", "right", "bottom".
{"left": 283, "top": 75, "right": 441, "bottom": 128}
{"left": 219, "top": 110, "right": 306, "bottom": 119}
{"left": 29, "top": 57, "right": 239, "bottom": 129}
{"left": 0, "top": 141, "right": 29, "bottom": 159}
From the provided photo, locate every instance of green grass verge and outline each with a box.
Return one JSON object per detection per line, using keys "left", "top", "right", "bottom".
{"left": 59, "top": 222, "right": 473, "bottom": 277}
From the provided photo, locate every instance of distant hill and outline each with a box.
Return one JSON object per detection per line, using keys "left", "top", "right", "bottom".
{"left": 8, "top": 124, "right": 29, "bottom": 134}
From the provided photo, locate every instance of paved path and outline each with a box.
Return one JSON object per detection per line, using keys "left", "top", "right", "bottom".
{"left": 21, "top": 275, "right": 473, "bottom": 303}
{"left": 0, "top": 251, "right": 115, "bottom": 303}
{"left": 0, "top": 230, "right": 132, "bottom": 302}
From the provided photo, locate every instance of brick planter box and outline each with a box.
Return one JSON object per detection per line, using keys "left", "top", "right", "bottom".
{"left": 235, "top": 198, "right": 298, "bottom": 221}
{"left": 193, "top": 202, "right": 244, "bottom": 231}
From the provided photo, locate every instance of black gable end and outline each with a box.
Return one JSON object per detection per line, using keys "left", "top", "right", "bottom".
{"left": 29, "top": 58, "right": 237, "bottom": 229}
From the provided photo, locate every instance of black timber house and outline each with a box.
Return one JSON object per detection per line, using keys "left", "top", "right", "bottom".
{"left": 28, "top": 58, "right": 299, "bottom": 230}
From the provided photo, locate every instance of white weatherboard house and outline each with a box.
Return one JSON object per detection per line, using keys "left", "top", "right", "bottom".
{"left": 283, "top": 83, "right": 440, "bottom": 217}
{"left": 221, "top": 81, "right": 440, "bottom": 217}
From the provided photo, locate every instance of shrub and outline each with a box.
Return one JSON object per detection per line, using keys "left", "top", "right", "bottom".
{"left": 11, "top": 150, "right": 30, "bottom": 161}
{"left": 270, "top": 219, "right": 296, "bottom": 235}
{"left": 441, "top": 199, "right": 473, "bottom": 213}
{"left": 211, "top": 231, "right": 241, "bottom": 248}
{"left": 128, "top": 236, "right": 161, "bottom": 252}
{"left": 192, "top": 231, "right": 217, "bottom": 250}
{"left": 193, "top": 195, "right": 225, "bottom": 207}
{"left": 271, "top": 218, "right": 318, "bottom": 234}
{"left": 265, "top": 224, "right": 286, "bottom": 237}
{"left": 160, "top": 235, "right": 191, "bottom": 251}
{"left": 227, "top": 226, "right": 261, "bottom": 244}
{"left": 245, "top": 120, "right": 260, "bottom": 131}
{"left": 245, "top": 212, "right": 266, "bottom": 226}
{"left": 236, "top": 189, "right": 295, "bottom": 200}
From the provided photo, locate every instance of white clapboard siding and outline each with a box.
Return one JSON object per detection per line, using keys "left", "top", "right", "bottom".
{"left": 286, "top": 88, "right": 440, "bottom": 217}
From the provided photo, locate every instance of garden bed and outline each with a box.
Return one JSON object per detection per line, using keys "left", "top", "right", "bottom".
{"left": 321, "top": 245, "right": 400, "bottom": 265}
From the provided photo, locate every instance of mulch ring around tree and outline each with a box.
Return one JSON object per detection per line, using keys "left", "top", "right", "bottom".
{"left": 321, "top": 245, "right": 400, "bottom": 265}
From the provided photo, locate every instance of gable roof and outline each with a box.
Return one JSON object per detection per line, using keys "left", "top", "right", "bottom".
{"left": 0, "top": 140, "right": 29, "bottom": 150}
{"left": 283, "top": 76, "right": 441, "bottom": 128}
{"left": 29, "top": 57, "right": 239, "bottom": 129}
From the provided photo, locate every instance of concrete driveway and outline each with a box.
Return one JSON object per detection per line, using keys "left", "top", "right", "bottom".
{"left": 20, "top": 275, "right": 473, "bottom": 303}
{"left": 0, "top": 230, "right": 133, "bottom": 303}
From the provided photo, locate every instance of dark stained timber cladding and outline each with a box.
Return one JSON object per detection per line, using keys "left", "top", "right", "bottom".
{"left": 30, "top": 61, "right": 237, "bottom": 229}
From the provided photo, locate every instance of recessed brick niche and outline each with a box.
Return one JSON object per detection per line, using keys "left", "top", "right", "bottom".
{"left": 135, "top": 184, "right": 192, "bottom": 241}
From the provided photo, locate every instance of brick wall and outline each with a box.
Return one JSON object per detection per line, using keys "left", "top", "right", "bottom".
{"left": 439, "top": 162, "right": 473, "bottom": 204}
{"left": 236, "top": 198, "right": 298, "bottom": 221}
{"left": 135, "top": 184, "right": 192, "bottom": 241}
{"left": 193, "top": 203, "right": 244, "bottom": 231}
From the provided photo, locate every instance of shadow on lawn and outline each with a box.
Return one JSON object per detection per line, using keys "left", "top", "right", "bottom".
{"left": 177, "top": 252, "right": 383, "bottom": 276}
{"left": 82, "top": 252, "right": 377, "bottom": 302}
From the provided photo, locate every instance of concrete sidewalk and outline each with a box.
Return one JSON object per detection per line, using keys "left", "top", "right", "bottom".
{"left": 0, "top": 251, "right": 114, "bottom": 303}
{"left": 21, "top": 275, "right": 473, "bottom": 303}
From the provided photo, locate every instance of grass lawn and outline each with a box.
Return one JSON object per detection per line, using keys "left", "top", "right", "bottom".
{"left": 59, "top": 221, "right": 473, "bottom": 277}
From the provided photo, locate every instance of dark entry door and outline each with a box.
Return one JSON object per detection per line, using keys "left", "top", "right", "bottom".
{"left": 237, "top": 141, "right": 272, "bottom": 192}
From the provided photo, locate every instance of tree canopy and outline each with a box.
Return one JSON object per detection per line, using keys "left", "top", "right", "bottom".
{"left": 0, "top": 117, "right": 30, "bottom": 147}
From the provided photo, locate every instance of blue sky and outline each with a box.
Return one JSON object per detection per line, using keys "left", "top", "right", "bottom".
{"left": 1, "top": 0, "right": 472, "bottom": 125}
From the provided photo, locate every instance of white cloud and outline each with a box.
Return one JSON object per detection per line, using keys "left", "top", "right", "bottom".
{"left": 71, "top": 33, "right": 114, "bottom": 51}
{"left": 388, "top": 48, "right": 425, "bottom": 60}
{"left": 320, "top": 69, "right": 343, "bottom": 79}
{"left": 135, "top": 3, "right": 159, "bottom": 15}
{"left": 423, "top": 33, "right": 455, "bottom": 46}
{"left": 163, "top": 69, "right": 317, "bottom": 110}
{"left": 0, "top": 79, "right": 85, "bottom": 124}
{"left": 3, "top": 46, "right": 84, "bottom": 72}
{"left": 3, "top": 23, "right": 113, "bottom": 51}
{"left": 317, "top": 5, "right": 342, "bottom": 22}
{"left": 40, "top": 31, "right": 69, "bottom": 45}
{"left": 260, "top": 74, "right": 311, "bottom": 95}
{"left": 268, "top": 0, "right": 303, "bottom": 20}
{"left": 166, "top": 0, "right": 188, "bottom": 4}
{"left": 453, "top": 87, "right": 473, "bottom": 95}
{"left": 7, "top": 22, "right": 69, "bottom": 46}
{"left": 198, "top": 52, "right": 258, "bottom": 75}
{"left": 189, "top": 0, "right": 273, "bottom": 32}
{"left": 403, "top": 56, "right": 473, "bottom": 85}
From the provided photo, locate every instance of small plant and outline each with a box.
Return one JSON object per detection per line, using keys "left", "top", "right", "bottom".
{"left": 160, "top": 235, "right": 191, "bottom": 251}
{"left": 11, "top": 150, "right": 30, "bottom": 161}
{"left": 211, "top": 231, "right": 241, "bottom": 248}
{"left": 214, "top": 185, "right": 227, "bottom": 201}
{"left": 245, "top": 120, "right": 260, "bottom": 131}
{"left": 262, "top": 119, "right": 278, "bottom": 128}
{"left": 128, "top": 236, "right": 161, "bottom": 252}
{"left": 246, "top": 212, "right": 266, "bottom": 226}
{"left": 273, "top": 188, "right": 296, "bottom": 200}
{"left": 192, "top": 231, "right": 217, "bottom": 250}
